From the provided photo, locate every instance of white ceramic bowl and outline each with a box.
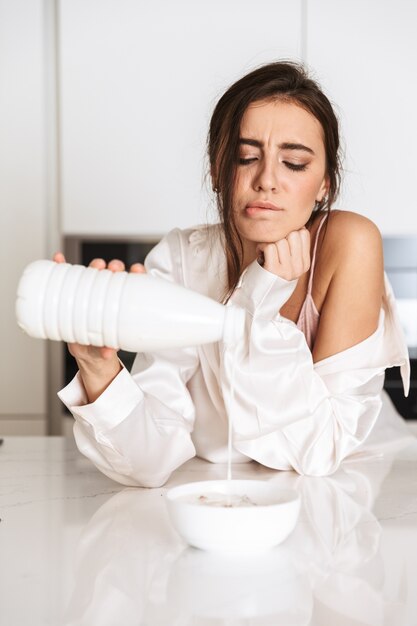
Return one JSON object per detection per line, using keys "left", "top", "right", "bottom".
{"left": 166, "top": 479, "right": 301, "bottom": 553}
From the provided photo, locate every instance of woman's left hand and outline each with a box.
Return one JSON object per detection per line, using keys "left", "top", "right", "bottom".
{"left": 256, "top": 227, "right": 311, "bottom": 281}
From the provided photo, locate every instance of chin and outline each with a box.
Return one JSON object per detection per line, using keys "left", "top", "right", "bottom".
{"left": 237, "top": 224, "right": 290, "bottom": 243}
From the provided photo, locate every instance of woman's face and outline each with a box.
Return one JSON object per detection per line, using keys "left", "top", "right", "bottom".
{"left": 233, "top": 99, "right": 329, "bottom": 259}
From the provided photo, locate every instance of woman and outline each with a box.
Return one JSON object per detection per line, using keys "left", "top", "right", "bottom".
{"left": 57, "top": 61, "right": 410, "bottom": 487}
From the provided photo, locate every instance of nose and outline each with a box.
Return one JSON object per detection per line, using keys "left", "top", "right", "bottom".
{"left": 252, "top": 156, "right": 279, "bottom": 192}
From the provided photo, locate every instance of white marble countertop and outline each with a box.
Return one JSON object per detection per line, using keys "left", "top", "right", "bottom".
{"left": 2, "top": 434, "right": 417, "bottom": 626}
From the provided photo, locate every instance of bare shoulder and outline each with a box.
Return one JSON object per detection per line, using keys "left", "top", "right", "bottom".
{"left": 312, "top": 210, "right": 384, "bottom": 362}
{"left": 319, "top": 210, "right": 383, "bottom": 272}
{"left": 326, "top": 210, "right": 382, "bottom": 250}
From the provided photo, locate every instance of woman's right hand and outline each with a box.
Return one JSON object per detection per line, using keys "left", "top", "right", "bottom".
{"left": 53, "top": 252, "right": 146, "bottom": 402}
{"left": 256, "top": 228, "right": 311, "bottom": 281}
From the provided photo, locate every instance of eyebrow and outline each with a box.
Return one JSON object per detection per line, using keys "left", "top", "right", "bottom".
{"left": 239, "top": 138, "right": 315, "bottom": 155}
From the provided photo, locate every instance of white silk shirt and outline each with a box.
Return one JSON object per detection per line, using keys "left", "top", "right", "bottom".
{"left": 58, "top": 224, "right": 412, "bottom": 487}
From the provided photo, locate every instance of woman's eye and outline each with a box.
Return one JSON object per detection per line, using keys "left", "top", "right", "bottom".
{"left": 283, "top": 161, "right": 308, "bottom": 172}
{"left": 238, "top": 157, "right": 258, "bottom": 165}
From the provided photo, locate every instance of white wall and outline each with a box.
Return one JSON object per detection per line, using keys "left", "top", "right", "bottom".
{"left": 58, "top": 0, "right": 417, "bottom": 237}
{"left": 59, "top": 0, "right": 303, "bottom": 236}
{"left": 306, "top": 0, "right": 417, "bottom": 235}
{"left": 0, "top": 0, "right": 48, "bottom": 433}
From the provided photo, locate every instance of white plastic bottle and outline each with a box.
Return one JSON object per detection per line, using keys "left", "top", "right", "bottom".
{"left": 15, "top": 260, "right": 245, "bottom": 351}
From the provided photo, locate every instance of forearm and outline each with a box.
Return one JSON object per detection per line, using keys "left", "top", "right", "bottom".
{"left": 220, "top": 313, "right": 386, "bottom": 475}
{"left": 59, "top": 348, "right": 199, "bottom": 487}
{"left": 76, "top": 355, "right": 123, "bottom": 403}
{"left": 221, "top": 261, "right": 391, "bottom": 475}
{"left": 72, "top": 405, "right": 196, "bottom": 487}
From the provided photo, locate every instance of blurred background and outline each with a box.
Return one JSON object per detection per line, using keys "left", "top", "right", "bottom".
{"left": 1, "top": 0, "right": 416, "bottom": 436}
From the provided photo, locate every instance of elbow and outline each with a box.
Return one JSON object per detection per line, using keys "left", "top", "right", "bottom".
{"left": 95, "top": 464, "right": 173, "bottom": 488}
{"left": 134, "top": 472, "right": 172, "bottom": 488}
{"left": 282, "top": 405, "right": 381, "bottom": 477}
{"left": 294, "top": 463, "right": 340, "bottom": 476}
{"left": 292, "top": 453, "right": 342, "bottom": 477}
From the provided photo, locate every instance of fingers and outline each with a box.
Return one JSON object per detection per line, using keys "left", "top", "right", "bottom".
{"left": 89, "top": 258, "right": 107, "bottom": 270}
{"left": 276, "top": 238, "right": 291, "bottom": 266}
{"left": 299, "top": 228, "right": 311, "bottom": 271}
{"left": 61, "top": 255, "right": 144, "bottom": 275}
{"left": 53, "top": 252, "right": 66, "bottom": 264}
{"left": 257, "top": 240, "right": 285, "bottom": 274}
{"left": 256, "top": 249, "right": 265, "bottom": 267}
{"left": 257, "top": 228, "right": 311, "bottom": 280}
{"left": 88, "top": 258, "right": 146, "bottom": 273}
{"left": 286, "top": 229, "right": 311, "bottom": 274}
{"left": 68, "top": 342, "right": 117, "bottom": 361}
{"left": 108, "top": 259, "right": 126, "bottom": 272}
{"left": 100, "top": 346, "right": 117, "bottom": 359}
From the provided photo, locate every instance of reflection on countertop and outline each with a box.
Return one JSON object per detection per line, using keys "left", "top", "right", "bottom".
{"left": 1, "top": 433, "right": 417, "bottom": 625}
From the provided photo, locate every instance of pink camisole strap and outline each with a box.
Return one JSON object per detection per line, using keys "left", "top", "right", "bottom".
{"left": 296, "top": 214, "right": 328, "bottom": 350}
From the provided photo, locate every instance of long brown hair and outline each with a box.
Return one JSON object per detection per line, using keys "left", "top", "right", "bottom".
{"left": 207, "top": 61, "right": 342, "bottom": 301}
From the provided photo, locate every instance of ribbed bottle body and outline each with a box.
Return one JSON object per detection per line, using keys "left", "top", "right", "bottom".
{"left": 16, "top": 260, "right": 243, "bottom": 351}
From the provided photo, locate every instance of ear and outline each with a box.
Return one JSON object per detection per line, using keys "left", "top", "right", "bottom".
{"left": 316, "top": 175, "right": 330, "bottom": 202}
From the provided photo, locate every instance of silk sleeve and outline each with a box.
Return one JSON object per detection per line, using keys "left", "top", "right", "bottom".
{"left": 58, "top": 229, "right": 199, "bottom": 488}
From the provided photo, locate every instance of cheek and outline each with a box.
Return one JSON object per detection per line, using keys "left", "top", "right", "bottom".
{"left": 234, "top": 168, "right": 249, "bottom": 190}
{"left": 290, "top": 215, "right": 312, "bottom": 233}
{"left": 291, "top": 174, "right": 320, "bottom": 198}
{"left": 233, "top": 171, "right": 251, "bottom": 207}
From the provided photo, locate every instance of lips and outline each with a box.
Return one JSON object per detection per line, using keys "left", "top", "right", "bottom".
{"left": 245, "top": 201, "right": 283, "bottom": 215}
